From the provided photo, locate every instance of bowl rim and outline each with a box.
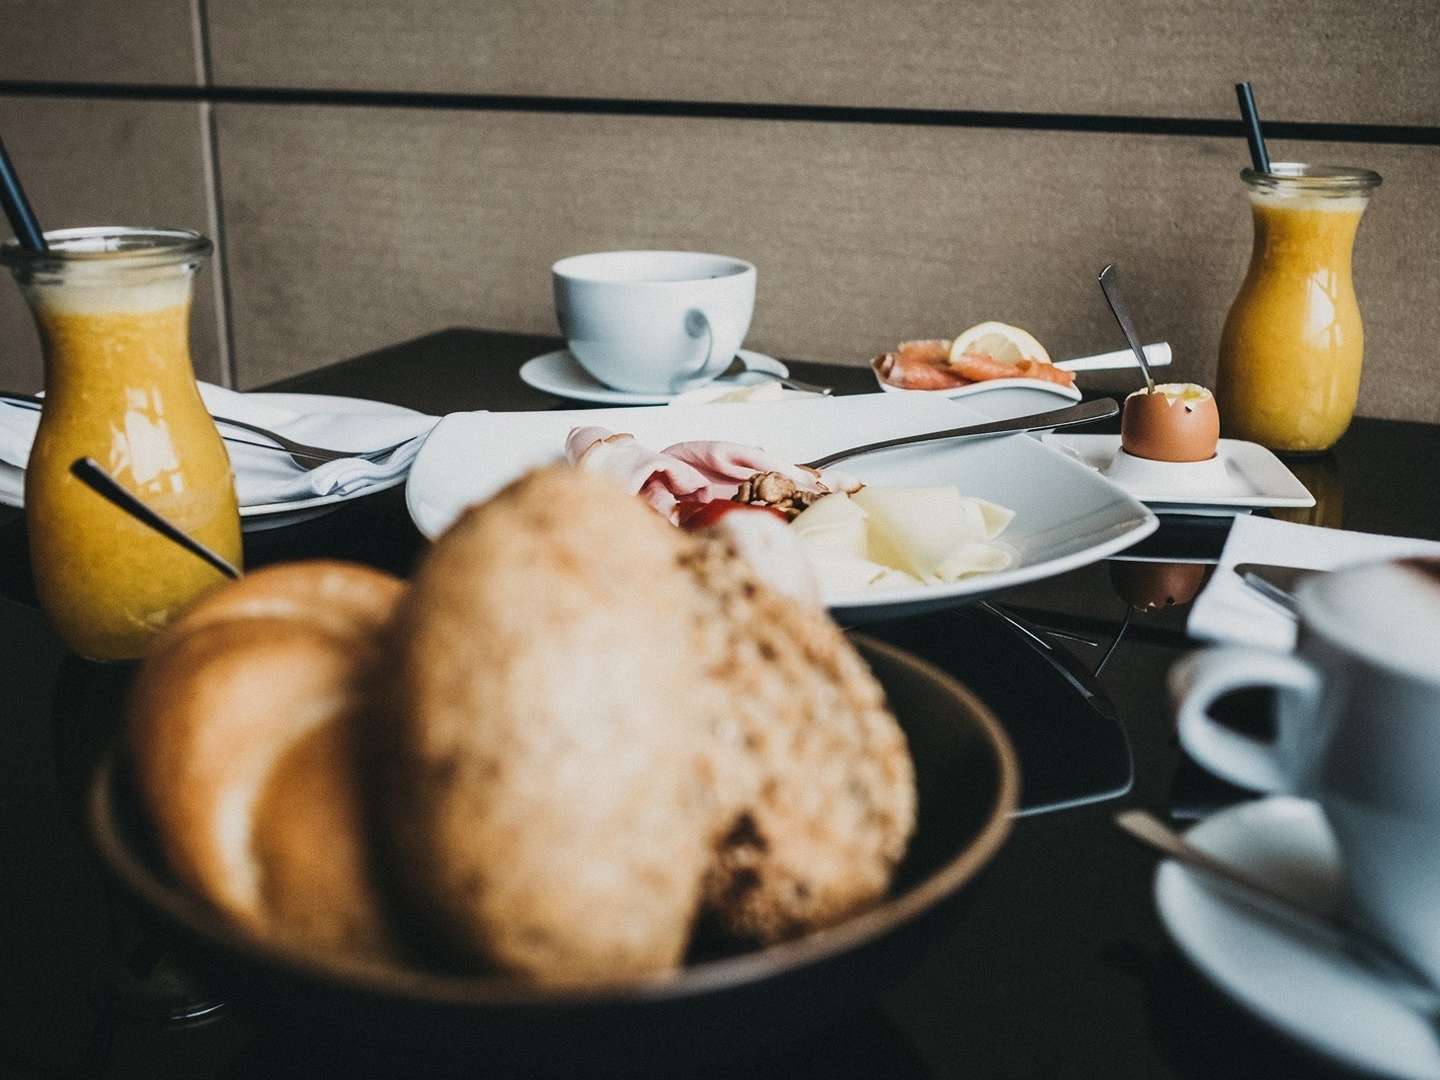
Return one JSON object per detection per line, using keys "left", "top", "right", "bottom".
{"left": 87, "top": 633, "right": 1019, "bottom": 1008}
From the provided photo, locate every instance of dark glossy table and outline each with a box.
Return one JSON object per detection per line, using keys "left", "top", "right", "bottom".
{"left": 3, "top": 329, "right": 1438, "bottom": 1080}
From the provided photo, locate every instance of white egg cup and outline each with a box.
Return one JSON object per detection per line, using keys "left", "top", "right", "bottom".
{"left": 1102, "top": 447, "right": 1232, "bottom": 496}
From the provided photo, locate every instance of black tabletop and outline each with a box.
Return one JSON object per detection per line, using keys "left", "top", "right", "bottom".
{"left": 3, "top": 329, "right": 1438, "bottom": 1080}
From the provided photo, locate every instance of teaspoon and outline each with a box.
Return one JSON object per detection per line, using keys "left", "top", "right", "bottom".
{"left": 1115, "top": 810, "right": 1440, "bottom": 1017}
{"left": 1097, "top": 264, "right": 1157, "bottom": 394}
{"left": 714, "top": 356, "right": 834, "bottom": 396}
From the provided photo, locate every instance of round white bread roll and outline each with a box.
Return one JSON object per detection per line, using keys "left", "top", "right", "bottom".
{"left": 126, "top": 560, "right": 405, "bottom": 957}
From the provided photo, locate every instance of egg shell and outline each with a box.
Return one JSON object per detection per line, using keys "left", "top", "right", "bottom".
{"left": 1120, "top": 386, "right": 1220, "bottom": 463}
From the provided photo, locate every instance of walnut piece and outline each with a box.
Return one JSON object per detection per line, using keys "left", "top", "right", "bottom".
{"left": 733, "top": 471, "right": 826, "bottom": 521}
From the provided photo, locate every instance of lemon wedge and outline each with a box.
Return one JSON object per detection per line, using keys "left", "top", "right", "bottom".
{"left": 948, "top": 321, "right": 1051, "bottom": 367}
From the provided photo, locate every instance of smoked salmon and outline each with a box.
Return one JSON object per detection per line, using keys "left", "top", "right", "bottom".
{"left": 949, "top": 352, "right": 1076, "bottom": 388}
{"left": 873, "top": 337, "right": 1076, "bottom": 391}
{"left": 873, "top": 338, "right": 971, "bottom": 390}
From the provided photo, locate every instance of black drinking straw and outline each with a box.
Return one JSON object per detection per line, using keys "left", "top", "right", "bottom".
{"left": 0, "top": 136, "right": 47, "bottom": 252}
{"left": 1234, "top": 82, "right": 1271, "bottom": 174}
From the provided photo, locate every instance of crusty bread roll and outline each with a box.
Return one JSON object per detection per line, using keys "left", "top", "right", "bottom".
{"left": 127, "top": 560, "right": 405, "bottom": 957}
{"left": 681, "top": 538, "right": 917, "bottom": 942}
{"left": 383, "top": 466, "right": 915, "bottom": 984}
{"left": 382, "top": 467, "right": 725, "bottom": 985}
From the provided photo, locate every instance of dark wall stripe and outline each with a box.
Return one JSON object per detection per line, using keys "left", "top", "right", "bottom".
{"left": 1, "top": 79, "right": 1437, "bottom": 146}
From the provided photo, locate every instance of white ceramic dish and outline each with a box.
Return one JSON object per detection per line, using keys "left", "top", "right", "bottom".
{"left": 519, "top": 348, "right": 789, "bottom": 406}
{"left": 0, "top": 392, "right": 424, "bottom": 532}
{"left": 405, "top": 393, "right": 1158, "bottom": 621}
{"left": 1155, "top": 796, "right": 1440, "bottom": 1080}
{"left": 1040, "top": 434, "right": 1314, "bottom": 513}
{"left": 874, "top": 372, "right": 1083, "bottom": 404}
{"left": 870, "top": 342, "right": 1172, "bottom": 404}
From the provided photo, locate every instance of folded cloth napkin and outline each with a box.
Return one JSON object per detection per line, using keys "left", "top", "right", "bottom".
{"left": 0, "top": 383, "right": 438, "bottom": 506}
{"left": 1187, "top": 515, "right": 1440, "bottom": 651}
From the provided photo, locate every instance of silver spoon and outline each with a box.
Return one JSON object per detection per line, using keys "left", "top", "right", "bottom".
{"left": 1116, "top": 810, "right": 1440, "bottom": 1017}
{"left": 1097, "top": 264, "right": 1156, "bottom": 394}
{"left": 70, "top": 457, "right": 241, "bottom": 580}
{"left": 801, "top": 397, "right": 1116, "bottom": 469}
{"left": 714, "top": 356, "right": 834, "bottom": 396}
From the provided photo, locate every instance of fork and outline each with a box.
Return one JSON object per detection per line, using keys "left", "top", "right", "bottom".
{"left": 0, "top": 388, "right": 414, "bottom": 465}
{"left": 800, "top": 398, "right": 1117, "bottom": 469}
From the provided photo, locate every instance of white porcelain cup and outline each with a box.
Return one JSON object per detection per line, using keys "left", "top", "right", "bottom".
{"left": 1171, "top": 557, "right": 1440, "bottom": 982}
{"left": 552, "top": 251, "right": 756, "bottom": 394}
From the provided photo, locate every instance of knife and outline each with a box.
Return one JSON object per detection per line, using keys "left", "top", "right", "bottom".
{"left": 1233, "top": 562, "right": 1325, "bottom": 614}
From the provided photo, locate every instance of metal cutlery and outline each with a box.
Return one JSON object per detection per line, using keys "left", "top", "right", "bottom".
{"left": 715, "top": 356, "right": 834, "bottom": 396}
{"left": 0, "top": 388, "right": 414, "bottom": 466}
{"left": 1234, "top": 562, "right": 1324, "bottom": 614}
{"left": 801, "top": 398, "right": 1117, "bottom": 469}
{"left": 70, "top": 457, "right": 241, "bottom": 580}
{"left": 1097, "top": 264, "right": 1157, "bottom": 394}
{"left": 1115, "top": 809, "right": 1440, "bottom": 1017}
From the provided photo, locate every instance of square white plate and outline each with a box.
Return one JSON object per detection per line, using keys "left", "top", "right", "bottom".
{"left": 1041, "top": 433, "right": 1315, "bottom": 513}
{"left": 406, "top": 394, "right": 1158, "bottom": 620}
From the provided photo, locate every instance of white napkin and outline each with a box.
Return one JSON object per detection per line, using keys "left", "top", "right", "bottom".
{"left": 1187, "top": 515, "right": 1440, "bottom": 651}
{"left": 0, "top": 383, "right": 437, "bottom": 506}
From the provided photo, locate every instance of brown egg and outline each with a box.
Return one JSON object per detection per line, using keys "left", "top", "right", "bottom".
{"left": 1120, "top": 384, "right": 1220, "bottom": 462}
{"left": 1108, "top": 560, "right": 1213, "bottom": 611}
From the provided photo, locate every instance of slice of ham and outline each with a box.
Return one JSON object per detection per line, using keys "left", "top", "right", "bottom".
{"left": 661, "top": 440, "right": 833, "bottom": 495}
{"left": 565, "top": 427, "right": 711, "bottom": 520}
{"left": 565, "top": 427, "right": 857, "bottom": 522}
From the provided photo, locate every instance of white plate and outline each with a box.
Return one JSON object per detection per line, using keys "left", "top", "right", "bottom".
{"left": 0, "top": 392, "right": 425, "bottom": 532}
{"left": 1156, "top": 796, "right": 1440, "bottom": 1079}
{"left": 519, "top": 348, "right": 790, "bottom": 405}
{"left": 1040, "top": 434, "right": 1315, "bottom": 512}
{"left": 405, "top": 393, "right": 1158, "bottom": 620}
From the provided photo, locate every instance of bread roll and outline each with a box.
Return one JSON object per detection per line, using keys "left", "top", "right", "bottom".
{"left": 127, "top": 560, "right": 405, "bottom": 957}
{"left": 681, "top": 532, "right": 917, "bottom": 942}
{"left": 385, "top": 466, "right": 916, "bottom": 983}
{"left": 383, "top": 467, "right": 724, "bottom": 985}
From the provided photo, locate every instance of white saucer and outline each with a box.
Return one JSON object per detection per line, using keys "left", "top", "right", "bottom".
{"left": 1041, "top": 434, "right": 1314, "bottom": 514}
{"left": 1156, "top": 796, "right": 1440, "bottom": 1079}
{"left": 519, "top": 348, "right": 789, "bottom": 405}
{"left": 0, "top": 392, "right": 424, "bottom": 532}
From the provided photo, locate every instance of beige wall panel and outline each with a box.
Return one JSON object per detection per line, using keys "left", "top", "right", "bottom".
{"left": 208, "top": 0, "right": 1440, "bottom": 127}
{"left": 217, "top": 104, "right": 1434, "bottom": 422}
{"left": 0, "top": 1, "right": 197, "bottom": 84}
{"left": 0, "top": 97, "right": 223, "bottom": 389}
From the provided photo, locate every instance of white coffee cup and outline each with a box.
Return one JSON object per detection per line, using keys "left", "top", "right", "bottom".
{"left": 552, "top": 251, "right": 756, "bottom": 394}
{"left": 1171, "top": 557, "right": 1440, "bottom": 982}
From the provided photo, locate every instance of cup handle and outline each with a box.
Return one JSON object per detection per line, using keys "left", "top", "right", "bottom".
{"left": 1169, "top": 646, "right": 1322, "bottom": 793}
{"left": 674, "top": 308, "right": 725, "bottom": 390}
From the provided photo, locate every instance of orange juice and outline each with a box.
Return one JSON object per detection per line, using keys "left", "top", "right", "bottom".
{"left": 2, "top": 228, "right": 241, "bottom": 659}
{"left": 1217, "top": 164, "right": 1381, "bottom": 453}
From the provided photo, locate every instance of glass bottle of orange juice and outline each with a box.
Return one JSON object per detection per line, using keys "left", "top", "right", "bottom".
{"left": 1, "top": 227, "right": 241, "bottom": 659}
{"left": 1216, "top": 164, "right": 1381, "bottom": 453}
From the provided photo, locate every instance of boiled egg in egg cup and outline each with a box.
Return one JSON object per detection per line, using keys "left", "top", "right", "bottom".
{"left": 1103, "top": 383, "right": 1231, "bottom": 495}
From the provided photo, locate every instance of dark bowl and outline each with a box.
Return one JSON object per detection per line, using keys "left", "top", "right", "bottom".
{"left": 87, "top": 634, "right": 1018, "bottom": 1076}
